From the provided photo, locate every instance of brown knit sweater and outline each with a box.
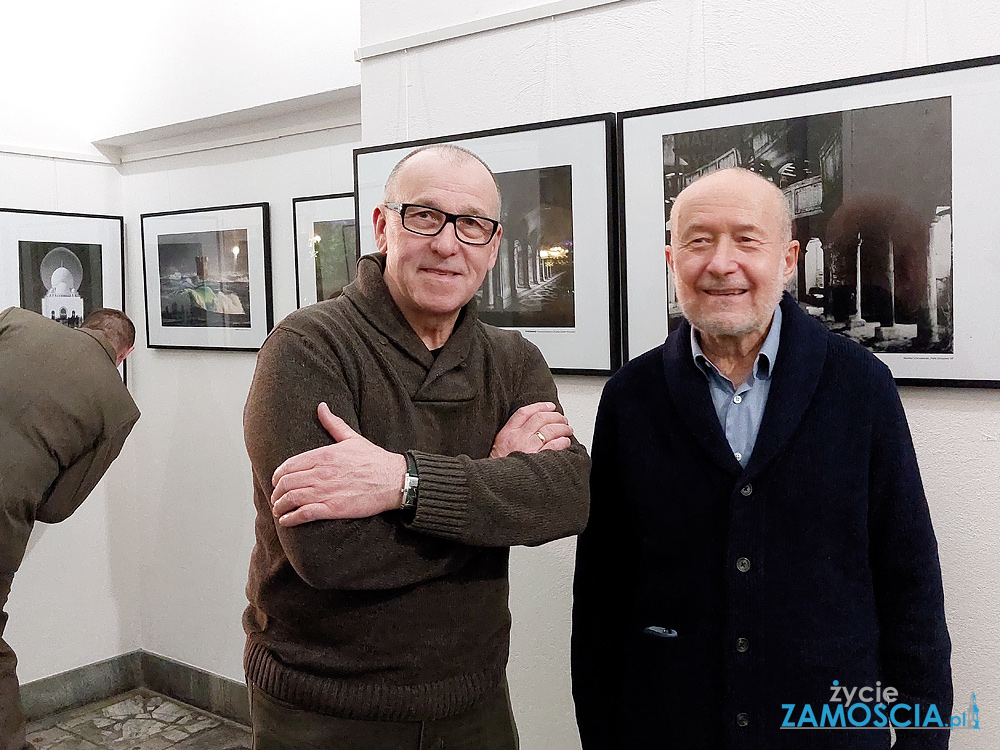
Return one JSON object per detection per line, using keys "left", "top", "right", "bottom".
{"left": 243, "top": 253, "right": 590, "bottom": 721}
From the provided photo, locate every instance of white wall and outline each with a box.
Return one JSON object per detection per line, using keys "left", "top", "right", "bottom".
{"left": 359, "top": 1, "right": 1000, "bottom": 748}
{"left": 0, "top": 0, "right": 360, "bottom": 156}
{"left": 0, "top": 153, "right": 140, "bottom": 682}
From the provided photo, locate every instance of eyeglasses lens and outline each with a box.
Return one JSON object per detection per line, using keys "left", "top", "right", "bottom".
{"left": 401, "top": 206, "right": 495, "bottom": 245}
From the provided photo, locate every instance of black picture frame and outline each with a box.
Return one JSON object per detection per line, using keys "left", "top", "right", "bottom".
{"left": 354, "top": 113, "right": 620, "bottom": 375}
{"left": 140, "top": 203, "right": 273, "bottom": 351}
{"left": 292, "top": 193, "right": 358, "bottom": 308}
{"left": 619, "top": 55, "right": 1000, "bottom": 387}
{"left": 0, "top": 207, "right": 128, "bottom": 382}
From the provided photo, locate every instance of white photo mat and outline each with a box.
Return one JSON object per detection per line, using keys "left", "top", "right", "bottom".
{"left": 354, "top": 115, "right": 617, "bottom": 373}
{"left": 621, "top": 58, "right": 1000, "bottom": 384}
{"left": 141, "top": 203, "right": 272, "bottom": 350}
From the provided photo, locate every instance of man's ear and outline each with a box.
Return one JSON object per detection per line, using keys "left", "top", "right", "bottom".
{"left": 486, "top": 224, "right": 503, "bottom": 270}
{"left": 665, "top": 243, "right": 675, "bottom": 273}
{"left": 116, "top": 345, "right": 135, "bottom": 367}
{"left": 373, "top": 205, "right": 389, "bottom": 254}
{"left": 783, "top": 240, "right": 800, "bottom": 283}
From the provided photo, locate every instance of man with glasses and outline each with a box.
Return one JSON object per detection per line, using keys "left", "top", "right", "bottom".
{"left": 243, "top": 144, "right": 589, "bottom": 750}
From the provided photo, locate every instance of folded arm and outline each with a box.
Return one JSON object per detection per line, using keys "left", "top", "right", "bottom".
{"left": 245, "top": 328, "right": 589, "bottom": 591}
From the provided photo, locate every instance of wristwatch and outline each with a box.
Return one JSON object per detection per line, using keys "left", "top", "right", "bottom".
{"left": 400, "top": 452, "right": 419, "bottom": 513}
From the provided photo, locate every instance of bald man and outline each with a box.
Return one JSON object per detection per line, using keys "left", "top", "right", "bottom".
{"left": 243, "top": 145, "right": 589, "bottom": 749}
{"left": 572, "top": 168, "right": 951, "bottom": 749}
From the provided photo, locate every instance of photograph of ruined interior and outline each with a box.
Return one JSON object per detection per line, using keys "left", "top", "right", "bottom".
{"left": 621, "top": 57, "right": 1000, "bottom": 384}
{"left": 479, "top": 165, "right": 575, "bottom": 329}
{"left": 661, "top": 96, "right": 952, "bottom": 355}
{"left": 293, "top": 193, "right": 358, "bottom": 307}
{"left": 141, "top": 203, "right": 272, "bottom": 350}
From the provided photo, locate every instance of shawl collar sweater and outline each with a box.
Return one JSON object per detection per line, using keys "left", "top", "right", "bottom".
{"left": 572, "top": 294, "right": 951, "bottom": 750}
{"left": 244, "top": 253, "right": 589, "bottom": 721}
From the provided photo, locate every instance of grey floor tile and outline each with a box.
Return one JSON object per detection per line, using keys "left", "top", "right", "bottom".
{"left": 25, "top": 726, "right": 101, "bottom": 750}
{"left": 27, "top": 688, "right": 247, "bottom": 750}
{"left": 168, "top": 724, "right": 252, "bottom": 749}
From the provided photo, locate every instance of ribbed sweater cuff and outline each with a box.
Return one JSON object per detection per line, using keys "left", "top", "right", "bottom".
{"left": 408, "top": 451, "right": 468, "bottom": 540}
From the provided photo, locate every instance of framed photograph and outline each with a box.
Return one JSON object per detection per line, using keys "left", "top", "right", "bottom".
{"left": 141, "top": 203, "right": 272, "bottom": 350}
{"left": 620, "top": 55, "right": 1000, "bottom": 386}
{"left": 354, "top": 113, "right": 619, "bottom": 374}
{"left": 293, "top": 193, "right": 358, "bottom": 307}
{"left": 0, "top": 208, "right": 124, "bottom": 322}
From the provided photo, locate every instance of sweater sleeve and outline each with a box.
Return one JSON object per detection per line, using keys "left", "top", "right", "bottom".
{"left": 245, "top": 327, "right": 476, "bottom": 591}
{"left": 570, "top": 379, "right": 636, "bottom": 748}
{"left": 405, "top": 337, "right": 590, "bottom": 547}
{"left": 867, "top": 373, "right": 952, "bottom": 748}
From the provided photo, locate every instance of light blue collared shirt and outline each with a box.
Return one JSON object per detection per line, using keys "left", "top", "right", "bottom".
{"left": 690, "top": 305, "right": 782, "bottom": 468}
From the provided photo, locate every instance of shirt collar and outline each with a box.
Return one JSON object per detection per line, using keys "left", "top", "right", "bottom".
{"left": 690, "top": 303, "right": 783, "bottom": 382}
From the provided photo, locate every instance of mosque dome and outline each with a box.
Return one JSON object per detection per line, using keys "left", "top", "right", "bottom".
{"left": 51, "top": 266, "right": 75, "bottom": 292}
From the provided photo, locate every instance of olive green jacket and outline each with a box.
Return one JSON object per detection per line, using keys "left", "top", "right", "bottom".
{"left": 0, "top": 307, "right": 140, "bottom": 572}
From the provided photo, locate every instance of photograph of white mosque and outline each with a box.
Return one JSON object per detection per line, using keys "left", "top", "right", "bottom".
{"left": 660, "top": 96, "right": 953, "bottom": 354}
{"left": 477, "top": 165, "right": 576, "bottom": 329}
{"left": 156, "top": 229, "right": 252, "bottom": 328}
{"left": 18, "top": 241, "right": 103, "bottom": 328}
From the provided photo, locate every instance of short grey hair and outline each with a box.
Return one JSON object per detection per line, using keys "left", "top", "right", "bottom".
{"left": 383, "top": 144, "right": 503, "bottom": 216}
{"left": 670, "top": 167, "right": 793, "bottom": 242}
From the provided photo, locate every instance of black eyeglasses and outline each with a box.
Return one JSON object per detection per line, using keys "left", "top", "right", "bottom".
{"left": 384, "top": 203, "right": 500, "bottom": 246}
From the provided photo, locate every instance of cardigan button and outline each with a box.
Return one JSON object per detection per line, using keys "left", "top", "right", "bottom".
{"left": 736, "top": 557, "right": 751, "bottom": 573}
{"left": 740, "top": 484, "right": 752, "bottom": 496}
{"left": 736, "top": 712, "right": 750, "bottom": 727}
{"left": 736, "top": 637, "right": 749, "bottom": 652}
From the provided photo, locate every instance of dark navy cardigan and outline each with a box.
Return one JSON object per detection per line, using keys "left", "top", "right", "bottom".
{"left": 572, "top": 294, "right": 952, "bottom": 749}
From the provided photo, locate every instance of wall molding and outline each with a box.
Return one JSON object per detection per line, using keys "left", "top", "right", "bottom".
{"left": 93, "top": 86, "right": 362, "bottom": 165}
{"left": 355, "top": 0, "right": 625, "bottom": 61}
{"left": 21, "top": 650, "right": 248, "bottom": 726}
{"left": 0, "top": 143, "right": 116, "bottom": 165}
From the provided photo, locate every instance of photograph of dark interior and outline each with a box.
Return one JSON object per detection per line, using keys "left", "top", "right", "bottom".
{"left": 157, "top": 229, "right": 251, "bottom": 328}
{"left": 312, "top": 219, "right": 357, "bottom": 300}
{"left": 19, "top": 241, "right": 103, "bottom": 328}
{"left": 478, "top": 164, "right": 575, "bottom": 329}
{"left": 662, "top": 96, "right": 953, "bottom": 354}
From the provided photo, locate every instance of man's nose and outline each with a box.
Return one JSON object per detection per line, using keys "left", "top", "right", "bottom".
{"left": 429, "top": 220, "right": 463, "bottom": 255}
{"left": 704, "top": 237, "right": 738, "bottom": 274}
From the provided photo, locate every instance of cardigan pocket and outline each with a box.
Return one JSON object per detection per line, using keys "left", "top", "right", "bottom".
{"left": 621, "top": 626, "right": 714, "bottom": 728}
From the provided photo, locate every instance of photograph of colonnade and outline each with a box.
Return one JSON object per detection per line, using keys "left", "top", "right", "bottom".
{"left": 661, "top": 96, "right": 953, "bottom": 354}
{"left": 477, "top": 165, "right": 576, "bottom": 329}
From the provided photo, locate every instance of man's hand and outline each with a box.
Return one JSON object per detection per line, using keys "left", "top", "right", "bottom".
{"left": 490, "top": 401, "right": 574, "bottom": 459}
{"left": 270, "top": 402, "right": 406, "bottom": 527}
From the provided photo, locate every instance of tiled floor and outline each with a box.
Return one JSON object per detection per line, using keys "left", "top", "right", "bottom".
{"left": 26, "top": 688, "right": 251, "bottom": 750}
